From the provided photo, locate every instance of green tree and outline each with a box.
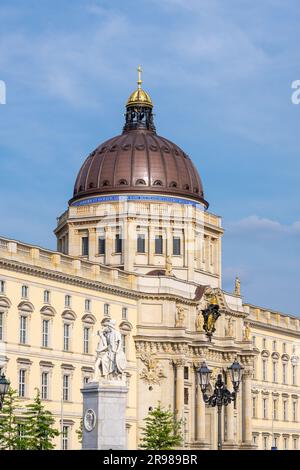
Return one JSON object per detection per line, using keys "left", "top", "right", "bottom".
{"left": 24, "top": 388, "right": 59, "bottom": 450}
{"left": 76, "top": 418, "right": 83, "bottom": 445}
{"left": 0, "top": 387, "right": 23, "bottom": 450}
{"left": 140, "top": 403, "right": 183, "bottom": 450}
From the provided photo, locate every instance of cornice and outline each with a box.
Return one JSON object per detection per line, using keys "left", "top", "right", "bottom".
{"left": 0, "top": 258, "right": 205, "bottom": 305}
{"left": 248, "top": 319, "right": 300, "bottom": 338}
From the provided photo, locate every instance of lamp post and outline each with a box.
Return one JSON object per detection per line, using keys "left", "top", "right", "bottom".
{"left": 197, "top": 359, "right": 243, "bottom": 450}
{"left": 0, "top": 371, "right": 10, "bottom": 410}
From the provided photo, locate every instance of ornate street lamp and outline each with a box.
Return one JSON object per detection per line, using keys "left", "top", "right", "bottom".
{"left": 0, "top": 372, "right": 10, "bottom": 410}
{"left": 228, "top": 359, "right": 243, "bottom": 391}
{"left": 197, "top": 359, "right": 243, "bottom": 450}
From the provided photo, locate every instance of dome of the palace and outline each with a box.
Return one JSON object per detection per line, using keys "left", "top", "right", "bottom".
{"left": 70, "top": 68, "right": 208, "bottom": 207}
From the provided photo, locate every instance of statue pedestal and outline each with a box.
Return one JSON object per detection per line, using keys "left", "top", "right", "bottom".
{"left": 81, "top": 381, "right": 128, "bottom": 450}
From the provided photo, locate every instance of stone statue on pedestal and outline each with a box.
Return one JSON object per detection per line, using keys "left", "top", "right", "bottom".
{"left": 82, "top": 317, "right": 128, "bottom": 449}
{"left": 93, "top": 319, "right": 127, "bottom": 382}
{"left": 234, "top": 276, "right": 241, "bottom": 296}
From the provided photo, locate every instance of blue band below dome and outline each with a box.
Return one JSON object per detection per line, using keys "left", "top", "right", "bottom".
{"left": 71, "top": 194, "right": 203, "bottom": 208}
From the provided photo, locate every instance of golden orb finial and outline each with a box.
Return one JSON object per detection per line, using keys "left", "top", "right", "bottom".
{"left": 126, "top": 65, "right": 153, "bottom": 108}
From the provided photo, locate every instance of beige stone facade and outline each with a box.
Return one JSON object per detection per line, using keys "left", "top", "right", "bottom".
{"left": 1, "top": 195, "right": 299, "bottom": 450}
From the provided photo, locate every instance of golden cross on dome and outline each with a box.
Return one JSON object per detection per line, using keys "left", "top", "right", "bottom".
{"left": 137, "top": 65, "right": 142, "bottom": 89}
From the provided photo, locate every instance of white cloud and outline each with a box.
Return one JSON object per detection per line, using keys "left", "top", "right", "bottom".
{"left": 226, "top": 215, "right": 300, "bottom": 238}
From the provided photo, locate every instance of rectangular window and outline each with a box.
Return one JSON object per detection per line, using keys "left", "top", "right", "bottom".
{"left": 263, "top": 436, "right": 268, "bottom": 450}
{"left": 184, "top": 367, "right": 189, "bottom": 380}
{"left": 283, "top": 342, "right": 287, "bottom": 353}
{"left": 155, "top": 235, "right": 163, "bottom": 254}
{"left": 98, "top": 236, "right": 106, "bottom": 255}
{"left": 20, "top": 316, "right": 27, "bottom": 344}
{"left": 0, "top": 280, "right": 5, "bottom": 294}
{"left": 263, "top": 398, "right": 268, "bottom": 419}
{"left": 62, "top": 425, "right": 70, "bottom": 450}
{"left": 82, "top": 237, "right": 89, "bottom": 256}
{"left": 83, "top": 327, "right": 90, "bottom": 354}
{"left": 104, "top": 303, "right": 110, "bottom": 316}
{"left": 293, "top": 401, "right": 297, "bottom": 422}
{"left": 19, "top": 369, "right": 26, "bottom": 397}
{"left": 252, "top": 397, "right": 257, "bottom": 418}
{"left": 273, "top": 362, "right": 277, "bottom": 382}
{"left": 17, "top": 423, "right": 26, "bottom": 448}
{"left": 0, "top": 312, "right": 3, "bottom": 341}
{"left": 273, "top": 399, "right": 278, "bottom": 420}
{"left": 284, "top": 437, "right": 288, "bottom": 450}
{"left": 41, "top": 372, "right": 49, "bottom": 400}
{"left": 283, "top": 400, "right": 288, "bottom": 421}
{"left": 122, "top": 307, "right": 128, "bottom": 319}
{"left": 44, "top": 290, "right": 50, "bottom": 304}
{"left": 173, "top": 237, "right": 181, "bottom": 255}
{"left": 42, "top": 319, "right": 50, "bottom": 348}
{"left": 137, "top": 234, "right": 145, "bottom": 253}
{"left": 262, "top": 338, "right": 267, "bottom": 349}
{"left": 283, "top": 363, "right": 287, "bottom": 384}
{"left": 292, "top": 365, "right": 297, "bottom": 386}
{"left": 293, "top": 438, "right": 298, "bottom": 450}
{"left": 85, "top": 299, "right": 91, "bottom": 312}
{"left": 83, "top": 376, "right": 90, "bottom": 386}
{"left": 273, "top": 340, "right": 277, "bottom": 351}
{"left": 115, "top": 234, "right": 122, "bottom": 253}
{"left": 63, "top": 324, "right": 70, "bottom": 351}
{"left": 63, "top": 375, "right": 70, "bottom": 401}
{"left": 184, "top": 387, "right": 189, "bottom": 405}
{"left": 253, "top": 435, "right": 257, "bottom": 445}
{"left": 21, "top": 285, "right": 28, "bottom": 298}
{"left": 65, "top": 295, "right": 71, "bottom": 307}
{"left": 252, "top": 336, "right": 256, "bottom": 346}
{"left": 262, "top": 360, "right": 267, "bottom": 381}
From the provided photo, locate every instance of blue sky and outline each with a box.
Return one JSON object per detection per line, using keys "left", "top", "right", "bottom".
{"left": 0, "top": 0, "right": 300, "bottom": 314}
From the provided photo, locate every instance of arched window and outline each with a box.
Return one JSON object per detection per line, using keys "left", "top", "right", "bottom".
{"left": 136, "top": 179, "right": 146, "bottom": 185}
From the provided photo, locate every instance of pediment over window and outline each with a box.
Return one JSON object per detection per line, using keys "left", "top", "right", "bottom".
{"left": 271, "top": 352, "right": 280, "bottom": 360}
{"left": 40, "top": 305, "right": 56, "bottom": 317}
{"left": 62, "top": 309, "right": 76, "bottom": 321}
{"left": 281, "top": 353, "right": 290, "bottom": 362}
{"left": 261, "top": 349, "right": 270, "bottom": 358}
{"left": 18, "top": 301, "right": 34, "bottom": 313}
{"left": 0, "top": 296, "right": 11, "bottom": 310}
{"left": 119, "top": 320, "right": 133, "bottom": 332}
{"left": 82, "top": 313, "right": 96, "bottom": 325}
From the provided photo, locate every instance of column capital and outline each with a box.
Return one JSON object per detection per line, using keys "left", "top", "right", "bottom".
{"left": 172, "top": 358, "right": 185, "bottom": 368}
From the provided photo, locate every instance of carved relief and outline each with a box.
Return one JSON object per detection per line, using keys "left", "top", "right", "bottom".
{"left": 139, "top": 352, "right": 166, "bottom": 385}
{"left": 175, "top": 305, "right": 185, "bottom": 327}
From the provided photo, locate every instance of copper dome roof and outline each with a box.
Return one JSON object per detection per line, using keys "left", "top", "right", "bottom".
{"left": 70, "top": 71, "right": 208, "bottom": 207}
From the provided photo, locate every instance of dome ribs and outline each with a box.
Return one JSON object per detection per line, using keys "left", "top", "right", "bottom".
{"left": 70, "top": 129, "right": 208, "bottom": 208}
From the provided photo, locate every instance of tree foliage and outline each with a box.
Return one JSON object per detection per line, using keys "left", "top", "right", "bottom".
{"left": 0, "top": 387, "right": 24, "bottom": 450}
{"left": 23, "top": 388, "right": 59, "bottom": 450}
{"left": 140, "top": 403, "right": 183, "bottom": 450}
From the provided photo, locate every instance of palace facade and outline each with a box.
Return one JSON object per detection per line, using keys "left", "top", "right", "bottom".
{"left": 0, "top": 73, "right": 299, "bottom": 450}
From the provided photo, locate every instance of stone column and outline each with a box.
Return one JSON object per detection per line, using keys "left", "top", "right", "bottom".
{"left": 223, "top": 371, "right": 237, "bottom": 449}
{"left": 124, "top": 217, "right": 135, "bottom": 272}
{"left": 148, "top": 225, "right": 154, "bottom": 266}
{"left": 194, "top": 367, "right": 206, "bottom": 444}
{"left": 241, "top": 369, "right": 253, "bottom": 449}
{"left": 174, "top": 359, "right": 185, "bottom": 421}
{"left": 88, "top": 227, "right": 97, "bottom": 261}
{"left": 105, "top": 226, "right": 113, "bottom": 265}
